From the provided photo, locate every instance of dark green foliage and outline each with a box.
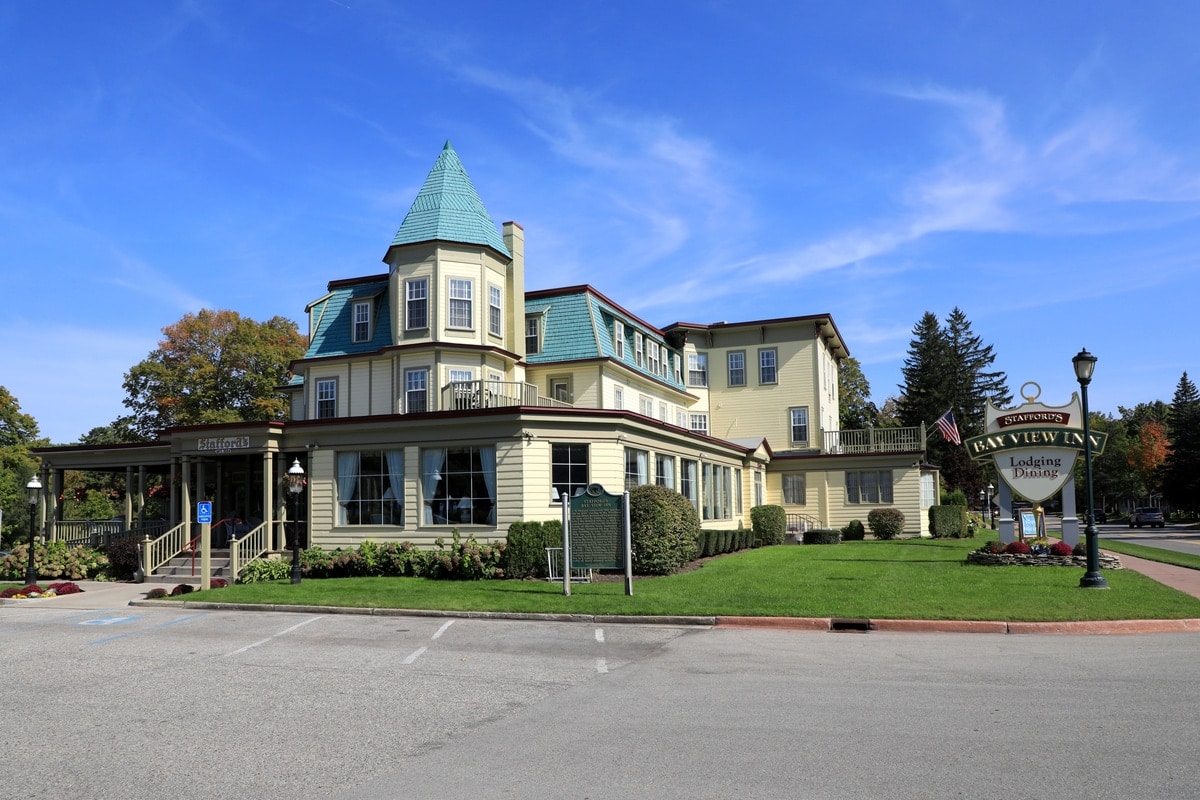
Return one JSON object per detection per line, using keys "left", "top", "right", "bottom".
{"left": 0, "top": 541, "right": 107, "bottom": 581}
{"left": 941, "top": 489, "right": 968, "bottom": 506}
{"left": 751, "top": 505, "right": 786, "bottom": 546}
{"left": 237, "top": 558, "right": 292, "bottom": 583}
{"left": 841, "top": 519, "right": 866, "bottom": 540}
{"left": 803, "top": 528, "right": 841, "bottom": 545}
{"left": 929, "top": 505, "right": 969, "bottom": 538}
{"left": 426, "top": 531, "right": 506, "bottom": 580}
{"left": 628, "top": 484, "right": 700, "bottom": 575}
{"left": 867, "top": 508, "right": 906, "bottom": 539}
{"left": 501, "top": 521, "right": 563, "bottom": 578}
{"left": 1163, "top": 372, "right": 1200, "bottom": 514}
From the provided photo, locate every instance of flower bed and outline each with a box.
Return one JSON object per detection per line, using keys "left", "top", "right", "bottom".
{"left": 967, "top": 550, "right": 1123, "bottom": 569}
{"left": 0, "top": 582, "right": 84, "bottom": 599}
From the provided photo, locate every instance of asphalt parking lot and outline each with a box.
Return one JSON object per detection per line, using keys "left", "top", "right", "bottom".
{"left": 4, "top": 602, "right": 1200, "bottom": 799}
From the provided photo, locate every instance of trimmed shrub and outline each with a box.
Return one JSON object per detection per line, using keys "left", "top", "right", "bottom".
{"left": 867, "top": 508, "right": 905, "bottom": 540}
{"left": 1050, "top": 541, "right": 1074, "bottom": 556}
{"left": 501, "top": 521, "right": 562, "bottom": 579}
{"left": 104, "top": 535, "right": 142, "bottom": 581}
{"left": 751, "top": 505, "right": 787, "bottom": 547}
{"left": 803, "top": 528, "right": 841, "bottom": 545}
{"left": 628, "top": 484, "right": 700, "bottom": 575}
{"left": 941, "top": 489, "right": 969, "bottom": 506}
{"left": 1005, "top": 541, "right": 1032, "bottom": 555}
{"left": 146, "top": 587, "right": 169, "bottom": 599}
{"left": 928, "top": 505, "right": 969, "bottom": 539}
{"left": 841, "top": 520, "right": 866, "bottom": 541}
{"left": 237, "top": 558, "right": 292, "bottom": 583}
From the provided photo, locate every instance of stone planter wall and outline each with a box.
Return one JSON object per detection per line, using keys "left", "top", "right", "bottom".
{"left": 966, "top": 551, "right": 1123, "bottom": 569}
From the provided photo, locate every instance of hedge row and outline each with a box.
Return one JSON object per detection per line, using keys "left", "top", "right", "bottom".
{"left": 695, "top": 528, "right": 754, "bottom": 557}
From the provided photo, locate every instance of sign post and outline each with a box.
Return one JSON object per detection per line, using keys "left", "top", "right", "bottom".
{"left": 567, "top": 484, "right": 633, "bottom": 597}
{"left": 197, "top": 501, "right": 212, "bottom": 591}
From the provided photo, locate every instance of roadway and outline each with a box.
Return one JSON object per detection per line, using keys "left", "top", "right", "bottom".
{"left": 3, "top": 599, "right": 1200, "bottom": 798}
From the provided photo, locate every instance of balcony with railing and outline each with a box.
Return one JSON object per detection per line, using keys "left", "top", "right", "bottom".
{"left": 438, "top": 380, "right": 573, "bottom": 411}
{"left": 822, "top": 424, "right": 925, "bottom": 455}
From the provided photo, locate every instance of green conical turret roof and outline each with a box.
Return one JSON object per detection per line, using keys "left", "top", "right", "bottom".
{"left": 389, "top": 141, "right": 510, "bottom": 257}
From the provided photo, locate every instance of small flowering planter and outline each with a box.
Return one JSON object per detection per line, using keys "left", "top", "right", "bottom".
{"left": 966, "top": 551, "right": 1123, "bottom": 569}
{"left": 0, "top": 582, "right": 84, "bottom": 600}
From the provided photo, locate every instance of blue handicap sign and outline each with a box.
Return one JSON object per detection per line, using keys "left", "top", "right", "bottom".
{"left": 197, "top": 501, "right": 212, "bottom": 523}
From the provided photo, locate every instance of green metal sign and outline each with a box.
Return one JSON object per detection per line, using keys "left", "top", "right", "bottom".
{"left": 569, "top": 484, "right": 625, "bottom": 570}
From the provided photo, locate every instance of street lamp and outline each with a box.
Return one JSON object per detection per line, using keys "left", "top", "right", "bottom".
{"left": 1073, "top": 348, "right": 1108, "bottom": 589}
{"left": 25, "top": 475, "right": 42, "bottom": 586}
{"left": 986, "top": 483, "right": 994, "bottom": 529}
{"left": 979, "top": 489, "right": 986, "bottom": 518}
{"left": 287, "top": 458, "right": 306, "bottom": 584}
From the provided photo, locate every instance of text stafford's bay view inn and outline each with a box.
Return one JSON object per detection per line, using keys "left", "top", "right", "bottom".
{"left": 32, "top": 143, "right": 938, "bottom": 578}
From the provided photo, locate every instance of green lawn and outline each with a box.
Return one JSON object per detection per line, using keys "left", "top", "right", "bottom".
{"left": 1099, "top": 538, "right": 1200, "bottom": 571}
{"left": 172, "top": 537, "right": 1200, "bottom": 622}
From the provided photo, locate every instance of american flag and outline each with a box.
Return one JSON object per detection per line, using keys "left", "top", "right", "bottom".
{"left": 935, "top": 409, "right": 962, "bottom": 445}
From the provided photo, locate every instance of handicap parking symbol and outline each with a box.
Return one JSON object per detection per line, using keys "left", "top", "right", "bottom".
{"left": 79, "top": 616, "right": 138, "bottom": 626}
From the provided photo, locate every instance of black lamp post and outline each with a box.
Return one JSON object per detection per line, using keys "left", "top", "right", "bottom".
{"left": 1074, "top": 348, "right": 1109, "bottom": 589}
{"left": 287, "top": 457, "right": 306, "bottom": 584}
{"left": 25, "top": 475, "right": 42, "bottom": 586}
{"left": 986, "top": 483, "right": 994, "bottom": 529}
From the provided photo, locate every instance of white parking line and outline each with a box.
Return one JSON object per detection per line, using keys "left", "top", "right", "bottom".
{"left": 432, "top": 620, "right": 455, "bottom": 639}
{"left": 225, "top": 616, "right": 323, "bottom": 656}
{"left": 594, "top": 628, "right": 605, "bottom": 643}
{"left": 596, "top": 658, "right": 609, "bottom": 674}
{"left": 403, "top": 646, "right": 428, "bottom": 664}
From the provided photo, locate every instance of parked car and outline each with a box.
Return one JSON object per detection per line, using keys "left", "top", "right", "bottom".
{"left": 1094, "top": 509, "right": 1107, "bottom": 524}
{"left": 1129, "top": 507, "right": 1165, "bottom": 528}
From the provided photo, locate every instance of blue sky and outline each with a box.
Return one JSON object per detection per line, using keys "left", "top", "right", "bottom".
{"left": 3, "top": 2, "right": 1198, "bottom": 444}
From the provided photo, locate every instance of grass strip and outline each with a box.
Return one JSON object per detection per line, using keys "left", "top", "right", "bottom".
{"left": 174, "top": 537, "right": 1200, "bottom": 622}
{"left": 1098, "top": 538, "right": 1200, "bottom": 571}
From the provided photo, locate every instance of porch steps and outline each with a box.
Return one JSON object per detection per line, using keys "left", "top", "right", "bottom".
{"left": 147, "top": 550, "right": 233, "bottom": 585}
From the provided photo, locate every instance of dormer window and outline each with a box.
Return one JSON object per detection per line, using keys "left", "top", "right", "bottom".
{"left": 352, "top": 300, "right": 371, "bottom": 343}
{"left": 525, "top": 316, "right": 541, "bottom": 354}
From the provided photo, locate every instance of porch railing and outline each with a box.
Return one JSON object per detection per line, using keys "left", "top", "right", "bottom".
{"left": 56, "top": 520, "right": 125, "bottom": 549}
{"left": 141, "top": 522, "right": 190, "bottom": 577}
{"left": 439, "top": 380, "right": 572, "bottom": 411}
{"left": 786, "top": 513, "right": 822, "bottom": 537}
{"left": 229, "top": 521, "right": 270, "bottom": 580}
{"left": 822, "top": 425, "right": 924, "bottom": 455}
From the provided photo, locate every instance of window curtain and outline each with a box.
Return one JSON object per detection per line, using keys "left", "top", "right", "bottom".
{"left": 336, "top": 452, "right": 360, "bottom": 525}
{"left": 385, "top": 449, "right": 404, "bottom": 522}
{"left": 479, "top": 446, "right": 496, "bottom": 524}
{"left": 660, "top": 456, "right": 675, "bottom": 489}
{"left": 422, "top": 448, "right": 446, "bottom": 523}
{"left": 636, "top": 450, "right": 648, "bottom": 485}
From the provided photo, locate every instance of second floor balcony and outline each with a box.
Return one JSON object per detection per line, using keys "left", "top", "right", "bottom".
{"left": 439, "top": 380, "right": 573, "bottom": 411}
{"left": 822, "top": 425, "right": 925, "bottom": 455}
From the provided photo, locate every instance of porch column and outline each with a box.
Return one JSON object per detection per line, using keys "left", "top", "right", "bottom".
{"left": 124, "top": 466, "right": 134, "bottom": 526}
{"left": 138, "top": 466, "right": 147, "bottom": 528}
{"left": 50, "top": 468, "right": 64, "bottom": 542}
{"left": 263, "top": 451, "right": 277, "bottom": 551}
{"left": 169, "top": 458, "right": 179, "bottom": 526}
{"left": 181, "top": 457, "right": 193, "bottom": 524}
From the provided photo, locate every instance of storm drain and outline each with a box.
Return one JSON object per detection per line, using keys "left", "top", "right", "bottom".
{"left": 829, "top": 617, "right": 875, "bottom": 633}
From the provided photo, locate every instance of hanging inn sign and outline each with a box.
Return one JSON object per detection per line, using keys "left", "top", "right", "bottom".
{"left": 963, "top": 382, "right": 1107, "bottom": 545}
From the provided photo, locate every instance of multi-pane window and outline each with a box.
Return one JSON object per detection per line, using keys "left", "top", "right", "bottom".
{"left": 449, "top": 278, "right": 473, "bottom": 329}
{"left": 701, "top": 463, "right": 732, "bottom": 520}
{"left": 551, "top": 444, "right": 589, "bottom": 501}
{"left": 647, "top": 342, "right": 660, "bottom": 374}
{"left": 639, "top": 395, "right": 653, "bottom": 416}
{"left": 614, "top": 320, "right": 625, "bottom": 360}
{"left": 406, "top": 278, "right": 428, "bottom": 330}
{"left": 846, "top": 470, "right": 894, "bottom": 504}
{"left": 655, "top": 454, "right": 676, "bottom": 489}
{"left": 754, "top": 470, "right": 764, "bottom": 507}
{"left": 422, "top": 446, "right": 496, "bottom": 525}
{"left": 790, "top": 407, "right": 809, "bottom": 444}
{"left": 624, "top": 447, "right": 649, "bottom": 490}
{"left": 688, "top": 353, "right": 708, "bottom": 386}
{"left": 336, "top": 450, "right": 404, "bottom": 526}
{"left": 353, "top": 300, "right": 371, "bottom": 343}
{"left": 689, "top": 413, "right": 709, "bottom": 435}
{"left": 405, "top": 368, "right": 428, "bottom": 414}
{"left": 673, "top": 355, "right": 682, "bottom": 385}
{"left": 759, "top": 348, "right": 778, "bottom": 384}
{"left": 488, "top": 284, "right": 502, "bottom": 337}
{"left": 681, "top": 459, "right": 698, "bottom": 510}
{"left": 658, "top": 402, "right": 668, "bottom": 421}
{"left": 525, "top": 316, "right": 540, "bottom": 354}
{"left": 782, "top": 473, "right": 806, "bottom": 505}
{"left": 728, "top": 351, "right": 745, "bottom": 387}
{"left": 316, "top": 378, "right": 336, "bottom": 419}
{"left": 634, "top": 332, "right": 645, "bottom": 368}
{"left": 613, "top": 386, "right": 624, "bottom": 410}
{"left": 734, "top": 468, "right": 743, "bottom": 515}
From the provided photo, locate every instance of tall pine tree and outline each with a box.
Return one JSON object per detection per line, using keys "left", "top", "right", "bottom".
{"left": 1163, "top": 372, "right": 1200, "bottom": 514}
{"left": 897, "top": 308, "right": 1010, "bottom": 492}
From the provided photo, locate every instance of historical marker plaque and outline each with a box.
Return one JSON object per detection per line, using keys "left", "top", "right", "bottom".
{"left": 569, "top": 485, "right": 624, "bottom": 570}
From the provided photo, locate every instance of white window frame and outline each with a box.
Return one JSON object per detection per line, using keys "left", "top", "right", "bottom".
{"left": 728, "top": 350, "right": 745, "bottom": 387}
{"left": 647, "top": 341, "right": 660, "bottom": 375}
{"left": 406, "top": 277, "right": 428, "bottom": 330}
{"left": 405, "top": 368, "right": 428, "bottom": 414}
{"left": 689, "top": 413, "right": 709, "bottom": 435}
{"left": 688, "top": 353, "right": 708, "bottom": 387}
{"left": 639, "top": 395, "right": 653, "bottom": 417}
{"left": 614, "top": 320, "right": 626, "bottom": 360}
{"left": 488, "top": 284, "right": 502, "bottom": 337}
{"left": 525, "top": 316, "right": 541, "bottom": 354}
{"left": 790, "top": 407, "right": 809, "bottom": 444}
{"left": 448, "top": 278, "right": 474, "bottom": 330}
{"left": 759, "top": 348, "right": 778, "bottom": 384}
{"left": 315, "top": 378, "right": 337, "bottom": 419}
{"left": 782, "top": 473, "right": 806, "bottom": 505}
{"left": 613, "top": 385, "right": 624, "bottom": 410}
{"left": 634, "top": 331, "right": 645, "bottom": 368}
{"left": 352, "top": 300, "right": 371, "bottom": 343}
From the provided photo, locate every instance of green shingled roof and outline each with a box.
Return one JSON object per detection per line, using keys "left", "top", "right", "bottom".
{"left": 390, "top": 141, "right": 511, "bottom": 257}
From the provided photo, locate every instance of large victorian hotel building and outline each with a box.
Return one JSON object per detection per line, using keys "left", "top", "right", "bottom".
{"left": 33, "top": 143, "right": 937, "bottom": 579}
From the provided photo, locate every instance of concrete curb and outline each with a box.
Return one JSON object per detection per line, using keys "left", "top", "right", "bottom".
{"left": 126, "top": 599, "right": 1200, "bottom": 634}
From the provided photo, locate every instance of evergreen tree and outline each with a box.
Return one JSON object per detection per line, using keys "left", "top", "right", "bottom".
{"left": 838, "top": 357, "right": 878, "bottom": 429}
{"left": 1163, "top": 372, "right": 1200, "bottom": 514}
{"left": 897, "top": 309, "right": 1011, "bottom": 492}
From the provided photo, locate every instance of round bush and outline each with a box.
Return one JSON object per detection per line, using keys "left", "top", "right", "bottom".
{"left": 1050, "top": 541, "right": 1074, "bottom": 556}
{"left": 802, "top": 528, "right": 841, "bottom": 545}
{"left": 867, "top": 508, "right": 905, "bottom": 540}
{"left": 1004, "top": 540, "right": 1032, "bottom": 555}
{"left": 842, "top": 520, "right": 866, "bottom": 541}
{"left": 628, "top": 484, "right": 700, "bottom": 575}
